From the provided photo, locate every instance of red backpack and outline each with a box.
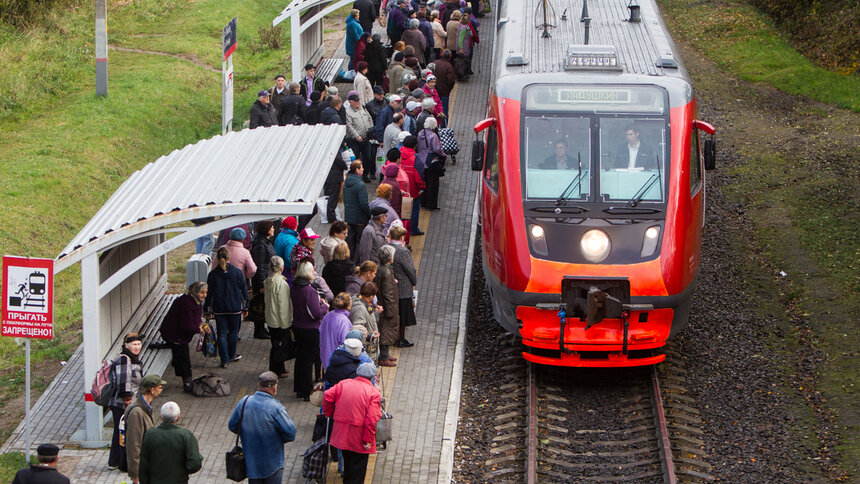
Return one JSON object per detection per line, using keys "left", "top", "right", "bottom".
{"left": 91, "top": 358, "right": 117, "bottom": 407}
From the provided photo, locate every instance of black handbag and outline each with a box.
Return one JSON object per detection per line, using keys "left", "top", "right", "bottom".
{"left": 273, "top": 334, "right": 297, "bottom": 362}
{"left": 225, "top": 396, "right": 249, "bottom": 481}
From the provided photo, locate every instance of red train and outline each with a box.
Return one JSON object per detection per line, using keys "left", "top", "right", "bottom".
{"left": 470, "top": 0, "right": 716, "bottom": 367}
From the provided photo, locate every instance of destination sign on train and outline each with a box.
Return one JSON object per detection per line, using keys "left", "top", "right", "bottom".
{"left": 557, "top": 88, "right": 631, "bottom": 103}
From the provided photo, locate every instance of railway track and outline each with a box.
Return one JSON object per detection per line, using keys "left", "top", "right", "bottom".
{"left": 473, "top": 336, "right": 713, "bottom": 483}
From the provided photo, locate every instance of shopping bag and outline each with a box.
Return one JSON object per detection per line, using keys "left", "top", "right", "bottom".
{"left": 401, "top": 197, "right": 413, "bottom": 220}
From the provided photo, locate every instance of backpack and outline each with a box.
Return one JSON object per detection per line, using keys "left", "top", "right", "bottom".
{"left": 92, "top": 358, "right": 117, "bottom": 407}
{"left": 192, "top": 374, "right": 232, "bottom": 397}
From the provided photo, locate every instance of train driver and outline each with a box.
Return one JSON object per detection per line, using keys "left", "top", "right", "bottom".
{"left": 609, "top": 125, "right": 657, "bottom": 170}
{"left": 540, "top": 139, "right": 574, "bottom": 170}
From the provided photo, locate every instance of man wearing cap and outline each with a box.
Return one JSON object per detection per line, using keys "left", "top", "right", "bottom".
{"left": 403, "top": 100, "right": 422, "bottom": 135}
{"left": 12, "top": 443, "right": 70, "bottom": 484}
{"left": 229, "top": 372, "right": 297, "bottom": 484}
{"left": 323, "top": 362, "right": 382, "bottom": 484}
{"left": 277, "top": 82, "right": 306, "bottom": 126}
{"left": 138, "top": 402, "right": 203, "bottom": 484}
{"left": 357, "top": 206, "right": 388, "bottom": 264}
{"left": 299, "top": 63, "right": 327, "bottom": 107}
{"left": 268, "top": 74, "right": 289, "bottom": 116}
{"left": 387, "top": 0, "right": 409, "bottom": 44}
{"left": 124, "top": 374, "right": 165, "bottom": 484}
{"left": 382, "top": 112, "right": 406, "bottom": 157}
{"left": 374, "top": 94, "right": 402, "bottom": 143}
{"left": 364, "top": 86, "right": 387, "bottom": 123}
{"left": 345, "top": 92, "right": 375, "bottom": 182}
{"left": 249, "top": 90, "right": 277, "bottom": 129}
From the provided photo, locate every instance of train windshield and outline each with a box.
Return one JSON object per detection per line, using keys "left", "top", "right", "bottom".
{"left": 522, "top": 85, "right": 669, "bottom": 204}
{"left": 523, "top": 117, "right": 591, "bottom": 200}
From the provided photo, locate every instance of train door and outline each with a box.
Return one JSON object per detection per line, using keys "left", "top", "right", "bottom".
{"left": 482, "top": 125, "right": 503, "bottom": 276}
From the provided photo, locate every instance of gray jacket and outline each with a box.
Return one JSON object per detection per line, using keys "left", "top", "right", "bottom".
{"left": 345, "top": 105, "right": 374, "bottom": 141}
{"left": 391, "top": 242, "right": 417, "bottom": 299}
{"left": 356, "top": 220, "right": 387, "bottom": 264}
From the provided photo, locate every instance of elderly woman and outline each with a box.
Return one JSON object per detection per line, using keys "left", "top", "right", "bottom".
{"left": 431, "top": 10, "right": 447, "bottom": 58}
{"left": 323, "top": 242, "right": 357, "bottom": 295}
{"left": 290, "top": 228, "right": 321, "bottom": 275}
{"left": 389, "top": 226, "right": 418, "bottom": 347}
{"left": 446, "top": 10, "right": 463, "bottom": 56}
{"left": 345, "top": 9, "right": 364, "bottom": 70}
{"left": 369, "top": 183, "right": 401, "bottom": 232}
{"left": 417, "top": 117, "right": 446, "bottom": 210}
{"left": 400, "top": 135, "right": 426, "bottom": 235}
{"left": 319, "top": 293, "right": 354, "bottom": 372}
{"left": 381, "top": 162, "right": 405, "bottom": 217}
{"left": 349, "top": 281, "right": 382, "bottom": 362}
{"left": 205, "top": 247, "right": 249, "bottom": 369}
{"left": 456, "top": 13, "right": 474, "bottom": 75}
{"left": 374, "top": 245, "right": 400, "bottom": 367}
{"left": 107, "top": 332, "right": 144, "bottom": 470}
{"left": 264, "top": 256, "right": 292, "bottom": 378}
{"left": 401, "top": 18, "right": 427, "bottom": 65}
{"left": 291, "top": 261, "right": 330, "bottom": 400}
{"left": 422, "top": 75, "right": 445, "bottom": 121}
{"left": 346, "top": 261, "right": 377, "bottom": 297}
{"left": 160, "top": 282, "right": 208, "bottom": 393}
{"left": 320, "top": 220, "right": 349, "bottom": 265}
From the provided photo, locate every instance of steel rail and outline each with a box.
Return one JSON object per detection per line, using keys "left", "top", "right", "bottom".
{"left": 651, "top": 365, "right": 678, "bottom": 484}
{"left": 526, "top": 362, "right": 537, "bottom": 484}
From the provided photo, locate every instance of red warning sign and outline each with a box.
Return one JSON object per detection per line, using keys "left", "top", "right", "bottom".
{"left": 2, "top": 256, "right": 54, "bottom": 339}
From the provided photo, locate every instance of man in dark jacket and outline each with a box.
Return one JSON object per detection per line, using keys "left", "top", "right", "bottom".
{"left": 353, "top": 0, "right": 377, "bottom": 35}
{"left": 249, "top": 220, "right": 277, "bottom": 338}
{"left": 365, "top": 86, "right": 387, "bottom": 122}
{"left": 249, "top": 90, "right": 277, "bottom": 129}
{"left": 321, "top": 96, "right": 345, "bottom": 126}
{"left": 433, "top": 49, "right": 457, "bottom": 116}
{"left": 387, "top": 1, "right": 408, "bottom": 44}
{"left": 125, "top": 375, "right": 165, "bottom": 484}
{"left": 269, "top": 74, "right": 289, "bottom": 117}
{"left": 342, "top": 161, "right": 372, "bottom": 260}
{"left": 325, "top": 151, "right": 349, "bottom": 224}
{"left": 138, "top": 402, "right": 203, "bottom": 484}
{"left": 12, "top": 444, "right": 70, "bottom": 484}
{"left": 374, "top": 94, "right": 402, "bottom": 142}
{"left": 278, "top": 82, "right": 306, "bottom": 125}
{"left": 298, "top": 63, "right": 328, "bottom": 106}
{"left": 365, "top": 34, "right": 388, "bottom": 87}
{"left": 304, "top": 91, "right": 323, "bottom": 125}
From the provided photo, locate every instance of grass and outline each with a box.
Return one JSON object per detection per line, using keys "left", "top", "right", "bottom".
{"left": 659, "top": 0, "right": 860, "bottom": 112}
{"left": 0, "top": 0, "right": 299, "bottom": 475}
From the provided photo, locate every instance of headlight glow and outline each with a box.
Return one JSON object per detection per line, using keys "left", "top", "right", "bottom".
{"left": 580, "top": 229, "right": 611, "bottom": 262}
{"left": 641, "top": 225, "right": 661, "bottom": 257}
{"left": 645, "top": 226, "right": 659, "bottom": 239}
{"left": 531, "top": 225, "right": 545, "bottom": 239}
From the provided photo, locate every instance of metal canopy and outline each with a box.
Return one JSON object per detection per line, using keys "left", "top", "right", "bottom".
{"left": 273, "top": 0, "right": 354, "bottom": 82}
{"left": 55, "top": 124, "right": 345, "bottom": 272}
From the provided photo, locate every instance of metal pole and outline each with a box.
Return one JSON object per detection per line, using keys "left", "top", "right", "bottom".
{"left": 95, "top": 0, "right": 108, "bottom": 96}
{"left": 25, "top": 338, "right": 30, "bottom": 463}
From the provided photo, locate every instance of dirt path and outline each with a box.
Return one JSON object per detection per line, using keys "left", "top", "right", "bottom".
{"left": 669, "top": 37, "right": 858, "bottom": 480}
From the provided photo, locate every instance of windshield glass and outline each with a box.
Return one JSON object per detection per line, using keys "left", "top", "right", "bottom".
{"left": 598, "top": 118, "right": 667, "bottom": 203}
{"left": 523, "top": 116, "right": 591, "bottom": 200}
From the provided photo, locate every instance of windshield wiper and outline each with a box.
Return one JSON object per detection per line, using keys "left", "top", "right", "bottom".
{"left": 627, "top": 174, "right": 660, "bottom": 207}
{"left": 532, "top": 205, "right": 588, "bottom": 214}
{"left": 555, "top": 152, "right": 584, "bottom": 207}
{"left": 604, "top": 206, "right": 662, "bottom": 214}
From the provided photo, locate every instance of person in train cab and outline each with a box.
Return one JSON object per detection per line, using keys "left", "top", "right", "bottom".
{"left": 540, "top": 139, "right": 574, "bottom": 170}
{"left": 249, "top": 90, "right": 277, "bottom": 129}
{"left": 299, "top": 63, "right": 328, "bottom": 107}
{"left": 611, "top": 124, "right": 657, "bottom": 170}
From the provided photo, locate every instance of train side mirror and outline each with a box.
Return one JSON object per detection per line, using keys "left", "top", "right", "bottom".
{"left": 704, "top": 138, "right": 716, "bottom": 170}
{"left": 693, "top": 120, "right": 717, "bottom": 170}
{"left": 471, "top": 140, "right": 485, "bottom": 171}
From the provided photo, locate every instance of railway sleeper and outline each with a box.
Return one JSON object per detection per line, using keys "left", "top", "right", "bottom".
{"left": 672, "top": 443, "right": 709, "bottom": 458}
{"left": 664, "top": 402, "right": 701, "bottom": 414}
{"left": 494, "top": 411, "right": 522, "bottom": 421}
{"left": 491, "top": 432, "right": 520, "bottom": 443}
{"left": 483, "top": 454, "right": 519, "bottom": 466}
{"left": 489, "top": 444, "right": 519, "bottom": 454}
{"left": 676, "top": 468, "right": 716, "bottom": 480}
{"left": 673, "top": 456, "right": 713, "bottom": 470}
{"left": 670, "top": 433, "right": 706, "bottom": 447}
{"left": 576, "top": 471, "right": 663, "bottom": 482}
{"left": 667, "top": 422, "right": 705, "bottom": 435}
{"left": 480, "top": 467, "right": 521, "bottom": 481}
{"left": 662, "top": 392, "right": 696, "bottom": 403}
{"left": 565, "top": 435, "right": 653, "bottom": 446}
{"left": 541, "top": 444, "right": 655, "bottom": 459}
{"left": 666, "top": 411, "right": 703, "bottom": 425}
{"left": 541, "top": 456, "right": 661, "bottom": 469}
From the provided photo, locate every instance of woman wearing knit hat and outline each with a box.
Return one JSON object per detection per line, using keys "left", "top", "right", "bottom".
{"left": 274, "top": 217, "right": 299, "bottom": 280}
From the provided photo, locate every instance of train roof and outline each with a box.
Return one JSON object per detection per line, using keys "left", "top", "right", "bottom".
{"left": 494, "top": 0, "right": 689, "bottom": 82}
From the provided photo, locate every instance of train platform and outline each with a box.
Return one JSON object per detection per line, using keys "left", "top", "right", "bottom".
{"left": 1, "top": 10, "right": 494, "bottom": 484}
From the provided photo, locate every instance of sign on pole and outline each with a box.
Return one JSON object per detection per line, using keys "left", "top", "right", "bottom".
{"left": 222, "top": 16, "right": 237, "bottom": 135}
{"left": 2, "top": 256, "right": 54, "bottom": 339}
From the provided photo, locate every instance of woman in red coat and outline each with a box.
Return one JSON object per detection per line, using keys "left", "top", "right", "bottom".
{"left": 323, "top": 362, "right": 382, "bottom": 484}
{"left": 400, "top": 135, "right": 426, "bottom": 236}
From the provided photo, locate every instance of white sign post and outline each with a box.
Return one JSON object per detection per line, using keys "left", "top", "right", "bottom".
{"left": 2, "top": 256, "right": 54, "bottom": 462}
{"left": 222, "top": 17, "right": 237, "bottom": 135}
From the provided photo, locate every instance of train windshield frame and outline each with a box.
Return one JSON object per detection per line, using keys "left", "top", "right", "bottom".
{"left": 521, "top": 84, "right": 671, "bottom": 209}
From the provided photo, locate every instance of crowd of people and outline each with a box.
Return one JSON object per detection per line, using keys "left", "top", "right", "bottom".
{"left": 14, "top": 2, "right": 487, "bottom": 484}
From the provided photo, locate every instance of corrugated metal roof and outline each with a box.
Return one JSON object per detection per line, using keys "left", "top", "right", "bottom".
{"left": 56, "top": 124, "right": 345, "bottom": 265}
{"left": 509, "top": 0, "right": 673, "bottom": 75}
{"left": 273, "top": 0, "right": 342, "bottom": 26}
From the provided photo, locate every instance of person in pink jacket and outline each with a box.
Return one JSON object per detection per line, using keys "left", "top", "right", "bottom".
{"left": 216, "top": 227, "right": 257, "bottom": 280}
{"left": 323, "top": 362, "right": 382, "bottom": 484}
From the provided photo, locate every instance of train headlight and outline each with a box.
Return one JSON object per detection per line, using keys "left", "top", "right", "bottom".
{"left": 580, "top": 229, "right": 610, "bottom": 262}
{"left": 640, "top": 225, "right": 661, "bottom": 257}
{"left": 529, "top": 224, "right": 548, "bottom": 256}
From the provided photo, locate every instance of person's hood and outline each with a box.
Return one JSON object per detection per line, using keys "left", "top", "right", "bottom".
{"left": 293, "top": 278, "right": 311, "bottom": 287}
{"left": 346, "top": 15, "right": 359, "bottom": 26}
{"left": 329, "top": 348, "right": 361, "bottom": 367}
{"left": 344, "top": 173, "right": 364, "bottom": 189}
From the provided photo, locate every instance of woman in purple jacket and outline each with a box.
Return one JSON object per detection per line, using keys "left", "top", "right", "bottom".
{"left": 319, "top": 293, "right": 354, "bottom": 373}
{"left": 160, "top": 281, "right": 208, "bottom": 393}
{"left": 291, "top": 261, "right": 330, "bottom": 400}
{"left": 417, "top": 116, "right": 447, "bottom": 210}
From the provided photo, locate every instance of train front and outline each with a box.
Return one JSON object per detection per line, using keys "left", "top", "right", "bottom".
{"left": 474, "top": 79, "right": 714, "bottom": 368}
